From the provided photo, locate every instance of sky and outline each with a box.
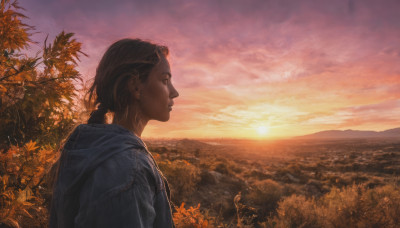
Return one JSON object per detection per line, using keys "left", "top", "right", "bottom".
{"left": 20, "top": 0, "right": 400, "bottom": 139}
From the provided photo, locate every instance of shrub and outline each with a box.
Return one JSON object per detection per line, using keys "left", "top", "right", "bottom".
{"left": 244, "top": 169, "right": 271, "bottom": 180}
{"left": 273, "top": 194, "right": 321, "bottom": 228}
{"left": 269, "top": 184, "right": 400, "bottom": 228}
{"left": 246, "top": 179, "right": 284, "bottom": 215}
{"left": 230, "top": 164, "right": 243, "bottom": 174}
{"left": 214, "top": 162, "right": 230, "bottom": 175}
{"left": 320, "top": 185, "right": 364, "bottom": 227}
{"left": 173, "top": 202, "right": 218, "bottom": 228}
{"left": 158, "top": 159, "right": 201, "bottom": 203}
{"left": 199, "top": 169, "right": 218, "bottom": 185}
{"left": 234, "top": 192, "right": 260, "bottom": 227}
{"left": 361, "top": 185, "right": 400, "bottom": 227}
{"left": 0, "top": 141, "right": 58, "bottom": 227}
{"left": 0, "top": 1, "right": 85, "bottom": 226}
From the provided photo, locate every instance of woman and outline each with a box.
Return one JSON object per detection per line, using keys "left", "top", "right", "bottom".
{"left": 50, "top": 39, "right": 179, "bottom": 228}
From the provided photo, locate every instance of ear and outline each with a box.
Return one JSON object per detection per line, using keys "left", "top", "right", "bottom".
{"left": 134, "top": 87, "right": 141, "bottom": 99}
{"left": 128, "top": 77, "right": 141, "bottom": 100}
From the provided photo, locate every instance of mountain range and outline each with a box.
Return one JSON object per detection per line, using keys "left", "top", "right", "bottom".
{"left": 296, "top": 127, "right": 400, "bottom": 139}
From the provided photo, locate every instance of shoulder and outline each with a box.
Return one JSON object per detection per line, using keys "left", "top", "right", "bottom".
{"left": 134, "top": 149, "right": 165, "bottom": 191}
{"left": 80, "top": 146, "right": 163, "bottom": 204}
{"left": 74, "top": 148, "right": 169, "bottom": 228}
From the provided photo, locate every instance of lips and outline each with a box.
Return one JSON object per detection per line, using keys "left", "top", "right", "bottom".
{"left": 168, "top": 101, "right": 174, "bottom": 110}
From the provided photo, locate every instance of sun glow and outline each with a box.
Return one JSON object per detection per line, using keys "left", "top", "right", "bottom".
{"left": 257, "top": 126, "right": 269, "bottom": 136}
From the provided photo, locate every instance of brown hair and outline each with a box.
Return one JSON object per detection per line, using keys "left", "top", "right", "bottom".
{"left": 48, "top": 39, "right": 168, "bottom": 191}
{"left": 86, "top": 38, "right": 169, "bottom": 125}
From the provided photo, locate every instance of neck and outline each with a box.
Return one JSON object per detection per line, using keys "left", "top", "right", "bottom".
{"left": 112, "top": 111, "right": 149, "bottom": 138}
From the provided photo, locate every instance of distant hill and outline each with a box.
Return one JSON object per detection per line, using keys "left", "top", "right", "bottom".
{"left": 177, "top": 138, "right": 212, "bottom": 149}
{"left": 296, "top": 127, "right": 400, "bottom": 139}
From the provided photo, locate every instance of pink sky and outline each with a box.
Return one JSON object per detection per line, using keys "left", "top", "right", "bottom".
{"left": 21, "top": 0, "right": 400, "bottom": 138}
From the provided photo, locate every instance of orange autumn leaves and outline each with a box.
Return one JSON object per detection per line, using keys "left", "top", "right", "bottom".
{"left": 0, "top": 140, "right": 57, "bottom": 190}
{"left": 173, "top": 202, "right": 210, "bottom": 228}
{"left": 0, "top": 140, "right": 58, "bottom": 227}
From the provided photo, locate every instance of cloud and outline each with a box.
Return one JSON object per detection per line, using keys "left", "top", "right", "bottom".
{"left": 18, "top": 0, "right": 400, "bottom": 138}
{"left": 302, "top": 99, "right": 400, "bottom": 129}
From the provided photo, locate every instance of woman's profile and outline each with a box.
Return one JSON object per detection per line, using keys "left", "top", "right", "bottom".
{"left": 49, "top": 39, "right": 179, "bottom": 227}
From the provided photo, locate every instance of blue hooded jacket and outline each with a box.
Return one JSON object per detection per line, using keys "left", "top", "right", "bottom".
{"left": 49, "top": 123, "right": 175, "bottom": 228}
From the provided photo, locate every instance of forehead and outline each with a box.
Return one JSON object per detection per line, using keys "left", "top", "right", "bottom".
{"left": 152, "top": 56, "right": 170, "bottom": 74}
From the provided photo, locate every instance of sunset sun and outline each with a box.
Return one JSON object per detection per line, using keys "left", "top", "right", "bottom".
{"left": 257, "top": 126, "right": 269, "bottom": 136}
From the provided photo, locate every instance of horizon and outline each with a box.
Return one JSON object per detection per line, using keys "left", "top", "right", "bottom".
{"left": 21, "top": 0, "right": 400, "bottom": 139}
{"left": 142, "top": 125, "right": 400, "bottom": 141}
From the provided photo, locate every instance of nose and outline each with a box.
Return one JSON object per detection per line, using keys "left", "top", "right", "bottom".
{"left": 170, "top": 84, "right": 179, "bottom": 99}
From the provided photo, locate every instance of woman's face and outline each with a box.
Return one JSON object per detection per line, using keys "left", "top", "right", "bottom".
{"left": 137, "top": 56, "right": 179, "bottom": 122}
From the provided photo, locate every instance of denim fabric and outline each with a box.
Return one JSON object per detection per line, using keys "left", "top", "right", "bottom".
{"left": 50, "top": 124, "right": 175, "bottom": 228}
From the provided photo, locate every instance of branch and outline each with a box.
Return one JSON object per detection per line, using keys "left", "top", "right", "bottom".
{"left": 0, "top": 58, "right": 40, "bottom": 82}
{"left": 0, "top": 66, "right": 21, "bottom": 82}
{"left": 0, "top": 75, "right": 78, "bottom": 86}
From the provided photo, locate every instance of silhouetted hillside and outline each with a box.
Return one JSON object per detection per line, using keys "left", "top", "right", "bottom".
{"left": 296, "top": 127, "right": 400, "bottom": 139}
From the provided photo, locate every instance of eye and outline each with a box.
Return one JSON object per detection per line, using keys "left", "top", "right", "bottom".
{"left": 163, "top": 78, "right": 169, "bottom": 84}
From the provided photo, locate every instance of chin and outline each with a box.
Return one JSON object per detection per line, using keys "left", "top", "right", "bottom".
{"left": 157, "top": 115, "right": 170, "bottom": 122}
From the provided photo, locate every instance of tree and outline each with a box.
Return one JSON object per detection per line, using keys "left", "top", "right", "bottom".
{"left": 0, "top": 0, "right": 86, "bottom": 226}
{"left": 0, "top": 0, "right": 87, "bottom": 150}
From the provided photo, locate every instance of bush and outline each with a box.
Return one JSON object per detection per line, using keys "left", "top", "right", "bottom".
{"left": 244, "top": 169, "right": 271, "bottom": 180}
{"left": 246, "top": 179, "right": 284, "bottom": 215}
{"left": 268, "top": 184, "right": 400, "bottom": 228}
{"left": 361, "top": 185, "right": 400, "bottom": 226}
{"left": 214, "top": 162, "right": 230, "bottom": 175}
{"left": 320, "top": 185, "right": 364, "bottom": 227}
{"left": 199, "top": 169, "right": 218, "bottom": 185}
{"left": 0, "top": 1, "right": 85, "bottom": 226}
{"left": 173, "top": 202, "right": 218, "bottom": 228}
{"left": 158, "top": 159, "right": 201, "bottom": 203}
{"left": 230, "top": 163, "right": 243, "bottom": 174}
{"left": 0, "top": 142, "right": 58, "bottom": 227}
{"left": 272, "top": 194, "right": 320, "bottom": 228}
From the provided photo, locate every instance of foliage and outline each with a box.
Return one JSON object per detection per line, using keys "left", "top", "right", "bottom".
{"left": 0, "top": 141, "right": 58, "bottom": 227}
{"left": 234, "top": 192, "right": 259, "bottom": 227}
{"left": 0, "top": 0, "right": 85, "bottom": 227}
{"left": 213, "top": 162, "right": 230, "bottom": 175}
{"left": 0, "top": 0, "right": 33, "bottom": 51}
{"left": 158, "top": 159, "right": 201, "bottom": 203}
{"left": 246, "top": 179, "right": 284, "bottom": 216}
{"left": 173, "top": 202, "right": 217, "bottom": 228}
{"left": 269, "top": 194, "right": 320, "bottom": 228}
{"left": 267, "top": 184, "right": 400, "bottom": 228}
{"left": 0, "top": 0, "right": 86, "bottom": 150}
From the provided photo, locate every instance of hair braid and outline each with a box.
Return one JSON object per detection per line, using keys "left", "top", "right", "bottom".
{"left": 87, "top": 103, "right": 108, "bottom": 124}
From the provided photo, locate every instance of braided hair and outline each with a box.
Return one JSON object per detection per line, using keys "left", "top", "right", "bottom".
{"left": 87, "top": 103, "right": 108, "bottom": 124}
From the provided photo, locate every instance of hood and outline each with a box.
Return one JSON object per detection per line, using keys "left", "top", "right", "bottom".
{"left": 56, "top": 123, "right": 146, "bottom": 196}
